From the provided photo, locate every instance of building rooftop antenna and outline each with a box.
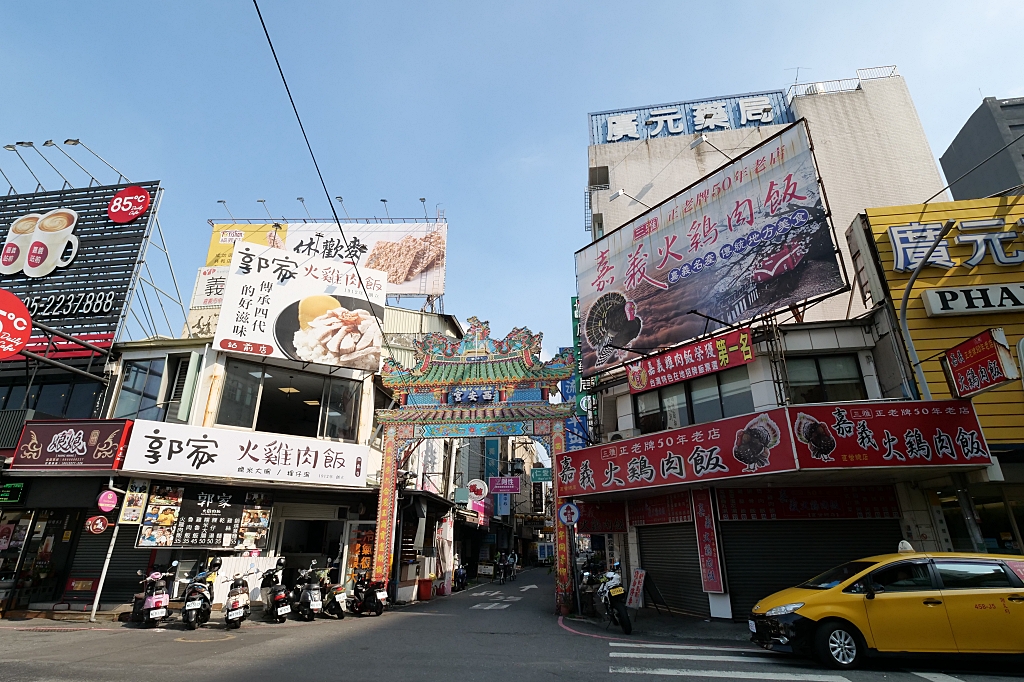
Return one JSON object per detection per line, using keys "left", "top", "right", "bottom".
{"left": 785, "top": 66, "right": 812, "bottom": 84}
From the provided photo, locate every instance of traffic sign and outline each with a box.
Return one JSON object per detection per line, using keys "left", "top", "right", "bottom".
{"left": 558, "top": 502, "right": 580, "bottom": 526}
{"left": 530, "top": 467, "right": 552, "bottom": 483}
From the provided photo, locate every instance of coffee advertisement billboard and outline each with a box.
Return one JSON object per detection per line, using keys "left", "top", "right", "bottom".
{"left": 0, "top": 182, "right": 160, "bottom": 353}
{"left": 10, "top": 419, "right": 132, "bottom": 470}
{"left": 574, "top": 122, "right": 844, "bottom": 378}
{"left": 213, "top": 242, "right": 387, "bottom": 371}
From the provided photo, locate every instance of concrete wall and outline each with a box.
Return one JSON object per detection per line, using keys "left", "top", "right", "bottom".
{"left": 940, "top": 97, "right": 1024, "bottom": 200}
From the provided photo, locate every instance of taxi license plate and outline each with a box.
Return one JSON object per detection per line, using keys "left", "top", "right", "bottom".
{"left": 276, "top": 604, "right": 290, "bottom": 615}
{"left": 748, "top": 619, "right": 757, "bottom": 633}
{"left": 309, "top": 601, "right": 322, "bottom": 610}
{"left": 185, "top": 600, "right": 202, "bottom": 610}
{"left": 609, "top": 587, "right": 624, "bottom": 597}
{"left": 148, "top": 608, "right": 166, "bottom": 619}
{"left": 227, "top": 608, "right": 244, "bottom": 619}
{"left": 376, "top": 590, "right": 388, "bottom": 602}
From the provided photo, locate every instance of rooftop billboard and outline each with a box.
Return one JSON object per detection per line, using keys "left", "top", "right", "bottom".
{"left": 575, "top": 121, "right": 845, "bottom": 378}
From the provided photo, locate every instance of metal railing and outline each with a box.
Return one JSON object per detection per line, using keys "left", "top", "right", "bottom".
{"left": 788, "top": 66, "right": 899, "bottom": 101}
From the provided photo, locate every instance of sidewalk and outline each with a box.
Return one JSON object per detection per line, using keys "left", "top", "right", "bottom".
{"left": 566, "top": 606, "right": 750, "bottom": 642}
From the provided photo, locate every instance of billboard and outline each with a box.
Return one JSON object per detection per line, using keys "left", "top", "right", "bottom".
{"left": 575, "top": 122, "right": 844, "bottom": 378}
{"left": 10, "top": 419, "right": 131, "bottom": 470}
{"left": 213, "top": 243, "right": 387, "bottom": 371}
{"left": 207, "top": 222, "right": 447, "bottom": 296}
{"left": 190, "top": 266, "right": 228, "bottom": 309}
{"left": 0, "top": 182, "right": 159, "bottom": 351}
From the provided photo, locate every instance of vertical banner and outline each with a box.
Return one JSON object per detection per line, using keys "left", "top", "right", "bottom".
{"left": 626, "top": 567, "right": 646, "bottom": 609}
{"left": 372, "top": 427, "right": 399, "bottom": 584}
{"left": 484, "top": 438, "right": 500, "bottom": 479}
{"left": 551, "top": 420, "right": 572, "bottom": 610}
{"left": 496, "top": 493, "right": 510, "bottom": 516}
{"left": 691, "top": 488, "right": 724, "bottom": 593}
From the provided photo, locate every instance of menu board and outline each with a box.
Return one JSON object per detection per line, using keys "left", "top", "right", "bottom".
{"left": 136, "top": 485, "right": 273, "bottom": 549}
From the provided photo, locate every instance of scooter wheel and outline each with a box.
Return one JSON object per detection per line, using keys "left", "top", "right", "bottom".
{"left": 185, "top": 619, "right": 198, "bottom": 631}
{"left": 227, "top": 620, "right": 240, "bottom": 629}
{"left": 276, "top": 615, "right": 286, "bottom": 623}
{"left": 374, "top": 602, "right": 384, "bottom": 617}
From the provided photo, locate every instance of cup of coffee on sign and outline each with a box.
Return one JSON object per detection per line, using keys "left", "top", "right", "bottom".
{"left": 24, "top": 208, "right": 79, "bottom": 278}
{"left": 0, "top": 214, "right": 42, "bottom": 275}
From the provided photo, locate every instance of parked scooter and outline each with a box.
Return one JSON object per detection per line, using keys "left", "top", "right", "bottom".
{"left": 259, "top": 557, "right": 290, "bottom": 623}
{"left": 345, "top": 569, "right": 387, "bottom": 616}
{"left": 179, "top": 557, "right": 222, "bottom": 630}
{"left": 316, "top": 566, "right": 346, "bottom": 619}
{"left": 290, "top": 560, "right": 323, "bottom": 621}
{"left": 132, "top": 560, "right": 179, "bottom": 627}
{"left": 223, "top": 563, "right": 258, "bottom": 629}
{"left": 594, "top": 562, "right": 631, "bottom": 635}
{"left": 452, "top": 563, "right": 468, "bottom": 592}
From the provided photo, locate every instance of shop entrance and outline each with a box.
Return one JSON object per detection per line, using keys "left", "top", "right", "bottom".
{"left": 0, "top": 509, "right": 82, "bottom": 612}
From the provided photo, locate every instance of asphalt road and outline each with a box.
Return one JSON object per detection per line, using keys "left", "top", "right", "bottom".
{"left": 0, "top": 569, "right": 1019, "bottom": 682}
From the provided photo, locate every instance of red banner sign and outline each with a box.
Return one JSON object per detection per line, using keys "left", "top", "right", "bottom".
{"left": 941, "top": 328, "right": 1019, "bottom": 399}
{"left": 556, "top": 408, "right": 796, "bottom": 497}
{"left": 627, "top": 491, "right": 693, "bottom": 525}
{"left": 576, "top": 501, "right": 627, "bottom": 534}
{"left": 692, "top": 489, "right": 724, "bottom": 593}
{"left": 627, "top": 328, "right": 754, "bottom": 394}
{"left": 717, "top": 485, "right": 900, "bottom": 521}
{"left": 11, "top": 420, "right": 132, "bottom": 470}
{"left": 792, "top": 400, "right": 990, "bottom": 469}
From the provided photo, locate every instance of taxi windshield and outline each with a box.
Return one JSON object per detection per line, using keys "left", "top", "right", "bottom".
{"left": 800, "top": 561, "right": 875, "bottom": 589}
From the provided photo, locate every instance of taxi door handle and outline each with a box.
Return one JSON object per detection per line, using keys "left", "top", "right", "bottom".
{"left": 1008, "top": 596, "right": 1024, "bottom": 603}
{"left": 922, "top": 599, "right": 943, "bottom": 606}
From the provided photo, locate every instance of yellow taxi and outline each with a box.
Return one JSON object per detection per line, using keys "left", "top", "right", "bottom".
{"left": 749, "top": 547, "right": 1024, "bottom": 669}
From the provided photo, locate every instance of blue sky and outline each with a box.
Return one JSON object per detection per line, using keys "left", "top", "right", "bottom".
{"left": 1, "top": 1, "right": 1021, "bottom": 354}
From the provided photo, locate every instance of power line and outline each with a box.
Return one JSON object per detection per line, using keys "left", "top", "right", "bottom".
{"left": 925, "top": 128, "right": 1024, "bottom": 203}
{"left": 252, "top": 0, "right": 397, "bottom": 360}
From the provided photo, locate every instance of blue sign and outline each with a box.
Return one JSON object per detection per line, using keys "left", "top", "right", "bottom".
{"left": 496, "top": 493, "right": 510, "bottom": 516}
{"left": 565, "top": 416, "right": 589, "bottom": 452}
{"left": 589, "top": 90, "right": 793, "bottom": 145}
{"left": 484, "top": 438, "right": 500, "bottom": 479}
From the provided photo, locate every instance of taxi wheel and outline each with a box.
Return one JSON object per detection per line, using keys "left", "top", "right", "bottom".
{"left": 815, "top": 621, "right": 863, "bottom": 669}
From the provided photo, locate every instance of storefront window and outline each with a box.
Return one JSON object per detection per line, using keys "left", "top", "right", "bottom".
{"left": 635, "top": 366, "right": 754, "bottom": 435}
{"left": 0, "top": 379, "right": 101, "bottom": 418}
{"left": 0, "top": 510, "right": 81, "bottom": 610}
{"left": 786, "top": 355, "right": 867, "bottom": 404}
{"left": 216, "top": 359, "right": 362, "bottom": 441}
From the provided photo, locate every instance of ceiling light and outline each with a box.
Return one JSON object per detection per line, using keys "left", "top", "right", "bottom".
{"left": 303, "top": 400, "right": 320, "bottom": 406}
{"left": 279, "top": 387, "right": 299, "bottom": 394}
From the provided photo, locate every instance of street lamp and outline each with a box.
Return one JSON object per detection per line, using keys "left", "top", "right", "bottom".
{"left": 609, "top": 188, "right": 651, "bottom": 209}
{"left": 380, "top": 198, "right": 391, "bottom": 221}
{"left": 898, "top": 218, "right": 957, "bottom": 400}
{"left": 334, "top": 196, "right": 351, "bottom": 219}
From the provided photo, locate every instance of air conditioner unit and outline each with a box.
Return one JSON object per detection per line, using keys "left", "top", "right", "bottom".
{"left": 604, "top": 429, "right": 638, "bottom": 443}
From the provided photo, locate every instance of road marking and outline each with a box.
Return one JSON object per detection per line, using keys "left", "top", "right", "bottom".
{"left": 909, "top": 674, "right": 964, "bottom": 682}
{"left": 520, "top": 584, "right": 538, "bottom": 591}
{"left": 502, "top": 596, "right": 522, "bottom": 602}
{"left": 173, "top": 634, "right": 236, "bottom": 643}
{"left": 610, "top": 652, "right": 783, "bottom": 664}
{"left": 610, "top": 643, "right": 776, "bottom": 654}
{"left": 608, "top": 667, "right": 850, "bottom": 681}
{"left": 474, "top": 591, "right": 502, "bottom": 597}
{"left": 470, "top": 603, "right": 510, "bottom": 610}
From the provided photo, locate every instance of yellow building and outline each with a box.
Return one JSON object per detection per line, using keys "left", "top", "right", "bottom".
{"left": 848, "top": 196, "right": 1024, "bottom": 555}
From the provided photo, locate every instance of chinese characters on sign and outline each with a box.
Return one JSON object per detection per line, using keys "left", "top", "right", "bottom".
{"left": 717, "top": 486, "right": 900, "bottom": 521}
{"left": 691, "top": 489, "right": 724, "bottom": 593}
{"left": 627, "top": 328, "right": 754, "bottom": 393}
{"left": 591, "top": 91, "right": 791, "bottom": 145}
{"left": 213, "top": 243, "right": 387, "bottom": 371}
{"left": 190, "top": 266, "right": 228, "bottom": 308}
{"left": 575, "top": 123, "right": 843, "bottom": 377}
{"left": 11, "top": 420, "right": 130, "bottom": 470}
{"left": 627, "top": 491, "right": 693, "bottom": 526}
{"left": 576, "top": 501, "right": 627, "bottom": 534}
{"left": 941, "top": 328, "right": 1020, "bottom": 399}
{"left": 121, "top": 420, "right": 369, "bottom": 488}
{"left": 887, "top": 218, "right": 1024, "bottom": 274}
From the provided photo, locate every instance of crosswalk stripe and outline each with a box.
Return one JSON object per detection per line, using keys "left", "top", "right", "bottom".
{"left": 611, "top": 652, "right": 784, "bottom": 664}
{"left": 608, "top": 667, "right": 851, "bottom": 681}
{"left": 909, "top": 673, "right": 964, "bottom": 682}
{"left": 610, "top": 643, "right": 777, "bottom": 655}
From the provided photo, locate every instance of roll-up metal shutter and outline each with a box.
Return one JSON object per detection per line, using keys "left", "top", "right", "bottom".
{"left": 637, "top": 523, "right": 709, "bottom": 617}
{"left": 720, "top": 519, "right": 903, "bottom": 619}
{"left": 65, "top": 515, "right": 153, "bottom": 605}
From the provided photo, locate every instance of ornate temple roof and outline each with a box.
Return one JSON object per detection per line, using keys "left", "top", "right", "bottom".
{"left": 381, "top": 317, "right": 574, "bottom": 390}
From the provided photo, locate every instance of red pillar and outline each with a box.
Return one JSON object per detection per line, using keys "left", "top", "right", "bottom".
{"left": 372, "top": 425, "right": 399, "bottom": 584}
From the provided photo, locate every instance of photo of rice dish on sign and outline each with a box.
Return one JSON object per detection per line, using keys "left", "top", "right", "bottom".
{"left": 365, "top": 232, "right": 445, "bottom": 285}
{"left": 286, "top": 295, "right": 382, "bottom": 370}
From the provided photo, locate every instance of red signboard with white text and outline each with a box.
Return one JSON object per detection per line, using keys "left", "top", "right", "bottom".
{"left": 627, "top": 327, "right": 755, "bottom": 394}
{"left": 576, "top": 501, "right": 627, "bottom": 534}
{"left": 627, "top": 491, "right": 693, "bottom": 525}
{"left": 556, "top": 408, "right": 796, "bottom": 497}
{"left": 556, "top": 401, "right": 990, "bottom": 496}
{"left": 792, "top": 400, "right": 990, "bottom": 469}
{"left": 692, "top": 489, "right": 724, "bottom": 593}
{"left": 941, "top": 328, "right": 1019, "bottom": 399}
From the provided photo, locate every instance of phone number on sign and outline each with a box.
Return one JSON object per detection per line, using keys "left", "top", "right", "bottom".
{"left": 24, "top": 291, "right": 118, "bottom": 317}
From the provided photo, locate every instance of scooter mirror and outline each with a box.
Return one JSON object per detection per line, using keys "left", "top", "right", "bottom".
{"left": 137, "top": 569, "right": 144, "bottom": 576}
{"left": 249, "top": 563, "right": 255, "bottom": 569}
{"left": 171, "top": 560, "right": 179, "bottom": 567}
{"left": 311, "top": 560, "right": 317, "bottom": 566}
